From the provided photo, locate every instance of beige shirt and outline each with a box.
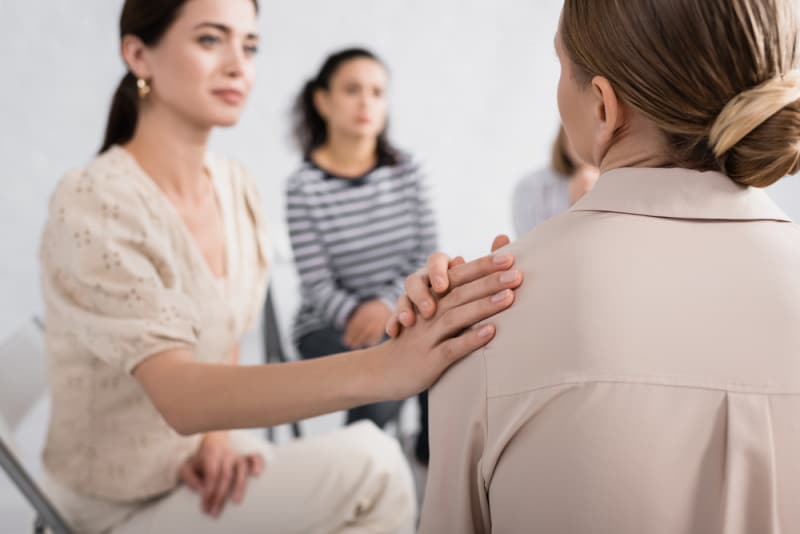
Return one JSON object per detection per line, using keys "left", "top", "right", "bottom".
{"left": 420, "top": 167, "right": 800, "bottom": 534}
{"left": 40, "top": 146, "right": 270, "bottom": 503}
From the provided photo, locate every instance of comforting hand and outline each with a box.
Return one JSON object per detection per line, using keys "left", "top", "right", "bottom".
{"left": 178, "top": 432, "right": 265, "bottom": 518}
{"left": 373, "top": 248, "right": 523, "bottom": 400}
{"left": 385, "top": 234, "right": 512, "bottom": 338}
{"left": 344, "top": 299, "right": 393, "bottom": 349}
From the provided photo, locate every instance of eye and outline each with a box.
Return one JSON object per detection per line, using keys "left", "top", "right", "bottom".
{"left": 198, "top": 34, "right": 221, "bottom": 47}
{"left": 243, "top": 44, "right": 259, "bottom": 56}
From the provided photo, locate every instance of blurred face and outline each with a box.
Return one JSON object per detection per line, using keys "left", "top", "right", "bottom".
{"left": 124, "top": 0, "right": 259, "bottom": 128}
{"left": 315, "top": 58, "right": 389, "bottom": 141}
{"left": 555, "top": 28, "right": 598, "bottom": 166}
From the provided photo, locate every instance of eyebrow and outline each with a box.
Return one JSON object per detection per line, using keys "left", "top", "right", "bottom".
{"left": 193, "top": 22, "right": 259, "bottom": 40}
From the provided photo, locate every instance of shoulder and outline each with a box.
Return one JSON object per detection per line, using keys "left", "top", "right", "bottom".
{"left": 286, "top": 161, "right": 325, "bottom": 193}
{"left": 379, "top": 155, "right": 430, "bottom": 189}
{"left": 48, "top": 148, "right": 154, "bottom": 234}
{"left": 41, "top": 150, "right": 175, "bottom": 283}
{"left": 388, "top": 152, "right": 424, "bottom": 176}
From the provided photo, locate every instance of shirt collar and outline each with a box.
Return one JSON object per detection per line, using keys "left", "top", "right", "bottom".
{"left": 571, "top": 167, "right": 792, "bottom": 222}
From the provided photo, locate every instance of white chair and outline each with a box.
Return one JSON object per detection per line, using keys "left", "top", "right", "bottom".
{"left": 0, "top": 318, "right": 72, "bottom": 534}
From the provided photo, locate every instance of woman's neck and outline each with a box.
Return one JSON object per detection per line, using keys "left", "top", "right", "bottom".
{"left": 123, "top": 107, "right": 211, "bottom": 201}
{"left": 598, "top": 114, "right": 672, "bottom": 173}
{"left": 313, "top": 135, "right": 378, "bottom": 178}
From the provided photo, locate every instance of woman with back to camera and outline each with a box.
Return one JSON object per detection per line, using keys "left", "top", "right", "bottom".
{"left": 389, "top": 0, "right": 800, "bottom": 531}
{"left": 286, "top": 48, "right": 437, "bottom": 463}
{"left": 38, "top": 1, "right": 523, "bottom": 532}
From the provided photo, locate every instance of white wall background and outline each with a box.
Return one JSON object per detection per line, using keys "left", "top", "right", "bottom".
{"left": 1, "top": 0, "right": 800, "bottom": 528}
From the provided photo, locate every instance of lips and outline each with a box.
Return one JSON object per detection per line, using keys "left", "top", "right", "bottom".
{"left": 212, "top": 89, "right": 245, "bottom": 105}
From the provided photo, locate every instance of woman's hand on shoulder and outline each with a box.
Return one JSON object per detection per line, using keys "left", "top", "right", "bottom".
{"left": 372, "top": 234, "right": 521, "bottom": 399}
{"left": 385, "top": 234, "right": 512, "bottom": 337}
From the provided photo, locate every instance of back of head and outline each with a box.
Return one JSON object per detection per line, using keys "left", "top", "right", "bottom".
{"left": 561, "top": 0, "right": 800, "bottom": 187}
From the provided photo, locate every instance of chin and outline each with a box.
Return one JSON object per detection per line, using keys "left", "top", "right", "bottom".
{"left": 349, "top": 126, "right": 381, "bottom": 140}
{"left": 210, "top": 111, "right": 243, "bottom": 128}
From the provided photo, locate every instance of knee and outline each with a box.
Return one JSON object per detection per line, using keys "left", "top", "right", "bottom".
{"left": 346, "top": 422, "right": 416, "bottom": 495}
{"left": 346, "top": 420, "right": 403, "bottom": 461}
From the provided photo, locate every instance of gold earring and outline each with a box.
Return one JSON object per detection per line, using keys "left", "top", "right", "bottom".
{"left": 137, "top": 78, "right": 151, "bottom": 99}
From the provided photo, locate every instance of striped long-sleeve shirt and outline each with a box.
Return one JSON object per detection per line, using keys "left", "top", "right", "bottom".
{"left": 286, "top": 157, "right": 438, "bottom": 342}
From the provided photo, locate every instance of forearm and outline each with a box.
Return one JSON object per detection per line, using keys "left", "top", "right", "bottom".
{"left": 137, "top": 347, "right": 388, "bottom": 436}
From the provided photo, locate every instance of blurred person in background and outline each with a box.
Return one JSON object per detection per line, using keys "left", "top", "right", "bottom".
{"left": 287, "top": 48, "right": 438, "bottom": 464}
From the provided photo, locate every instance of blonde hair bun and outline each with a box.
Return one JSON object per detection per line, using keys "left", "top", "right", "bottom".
{"left": 709, "top": 71, "right": 800, "bottom": 186}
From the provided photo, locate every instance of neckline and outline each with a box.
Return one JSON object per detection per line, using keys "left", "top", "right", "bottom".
{"left": 110, "top": 145, "right": 232, "bottom": 297}
{"left": 570, "top": 166, "right": 792, "bottom": 222}
{"left": 305, "top": 154, "right": 387, "bottom": 183}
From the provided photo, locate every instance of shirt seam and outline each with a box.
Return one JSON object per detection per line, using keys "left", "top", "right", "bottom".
{"left": 487, "top": 376, "right": 800, "bottom": 399}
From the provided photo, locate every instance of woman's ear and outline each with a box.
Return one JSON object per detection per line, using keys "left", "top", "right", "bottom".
{"left": 312, "top": 88, "right": 330, "bottom": 120}
{"left": 590, "top": 75, "right": 625, "bottom": 161}
{"left": 121, "top": 35, "right": 151, "bottom": 80}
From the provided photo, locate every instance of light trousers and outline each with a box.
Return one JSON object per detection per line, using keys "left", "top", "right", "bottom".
{"left": 47, "top": 422, "right": 416, "bottom": 534}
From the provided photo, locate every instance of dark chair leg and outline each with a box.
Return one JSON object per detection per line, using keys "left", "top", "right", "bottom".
{"left": 263, "top": 288, "right": 303, "bottom": 440}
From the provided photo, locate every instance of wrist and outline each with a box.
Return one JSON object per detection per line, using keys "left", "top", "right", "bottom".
{"left": 202, "top": 431, "right": 229, "bottom": 448}
{"left": 352, "top": 343, "right": 396, "bottom": 403}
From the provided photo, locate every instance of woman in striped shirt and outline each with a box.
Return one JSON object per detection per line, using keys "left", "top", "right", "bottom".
{"left": 286, "top": 48, "right": 436, "bottom": 462}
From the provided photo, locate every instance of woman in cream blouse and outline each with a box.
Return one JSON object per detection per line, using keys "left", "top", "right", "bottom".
{"left": 39, "top": 1, "right": 522, "bottom": 533}
{"left": 390, "top": 0, "right": 800, "bottom": 532}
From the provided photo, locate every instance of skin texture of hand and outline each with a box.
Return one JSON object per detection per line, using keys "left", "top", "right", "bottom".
{"left": 178, "top": 431, "right": 265, "bottom": 518}
{"left": 344, "top": 299, "right": 393, "bottom": 349}
{"left": 385, "top": 234, "right": 513, "bottom": 338}
{"left": 371, "top": 260, "right": 523, "bottom": 400}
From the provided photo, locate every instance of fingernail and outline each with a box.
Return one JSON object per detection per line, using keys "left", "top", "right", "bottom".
{"left": 493, "top": 254, "right": 512, "bottom": 265}
{"left": 500, "top": 270, "right": 519, "bottom": 284}
{"left": 433, "top": 276, "right": 447, "bottom": 290}
{"left": 399, "top": 311, "right": 410, "bottom": 323}
{"left": 492, "top": 289, "right": 511, "bottom": 303}
{"left": 478, "top": 325, "right": 493, "bottom": 338}
{"left": 421, "top": 300, "right": 433, "bottom": 312}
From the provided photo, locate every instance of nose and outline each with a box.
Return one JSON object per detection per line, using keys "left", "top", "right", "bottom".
{"left": 358, "top": 90, "right": 370, "bottom": 108}
{"left": 223, "top": 43, "right": 247, "bottom": 78}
